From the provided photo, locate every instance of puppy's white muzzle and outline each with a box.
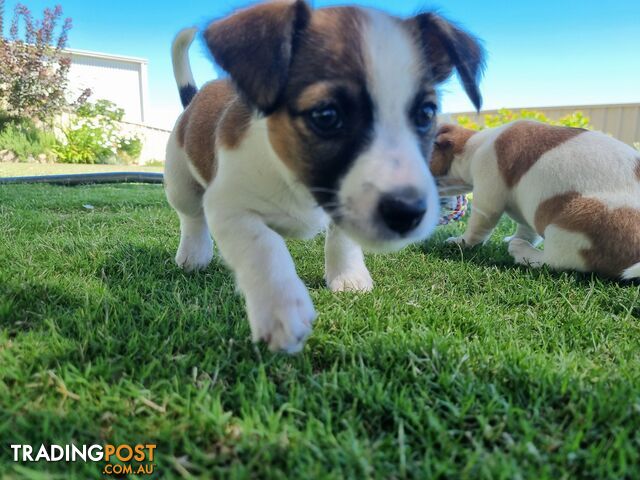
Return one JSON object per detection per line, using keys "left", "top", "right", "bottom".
{"left": 335, "top": 141, "right": 440, "bottom": 252}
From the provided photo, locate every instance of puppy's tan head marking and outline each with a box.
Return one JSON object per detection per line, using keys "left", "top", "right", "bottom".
{"left": 495, "top": 121, "right": 586, "bottom": 188}
{"left": 535, "top": 192, "right": 640, "bottom": 278}
{"left": 430, "top": 124, "right": 476, "bottom": 176}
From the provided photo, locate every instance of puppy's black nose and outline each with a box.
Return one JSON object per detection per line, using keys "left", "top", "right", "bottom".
{"left": 378, "top": 191, "right": 427, "bottom": 235}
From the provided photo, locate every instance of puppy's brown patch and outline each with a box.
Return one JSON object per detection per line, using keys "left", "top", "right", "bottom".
{"left": 495, "top": 122, "right": 586, "bottom": 188}
{"left": 430, "top": 124, "right": 476, "bottom": 176}
{"left": 635, "top": 157, "right": 640, "bottom": 181}
{"left": 535, "top": 192, "right": 640, "bottom": 277}
{"left": 218, "top": 99, "right": 253, "bottom": 150}
{"left": 177, "top": 80, "right": 251, "bottom": 183}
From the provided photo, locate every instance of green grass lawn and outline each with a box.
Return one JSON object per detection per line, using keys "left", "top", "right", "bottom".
{"left": 0, "top": 184, "right": 638, "bottom": 479}
{"left": 0, "top": 162, "right": 163, "bottom": 178}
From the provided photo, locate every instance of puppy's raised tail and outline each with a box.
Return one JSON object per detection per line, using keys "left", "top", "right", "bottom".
{"left": 622, "top": 262, "right": 640, "bottom": 281}
{"left": 172, "top": 27, "right": 198, "bottom": 108}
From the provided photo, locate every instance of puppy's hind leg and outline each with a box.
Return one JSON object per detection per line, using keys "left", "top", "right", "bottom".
{"left": 534, "top": 225, "right": 591, "bottom": 273}
{"left": 165, "top": 137, "right": 214, "bottom": 272}
{"left": 325, "top": 223, "right": 373, "bottom": 293}
{"left": 447, "top": 200, "right": 502, "bottom": 248}
{"left": 508, "top": 238, "right": 545, "bottom": 268}
{"left": 504, "top": 223, "right": 543, "bottom": 247}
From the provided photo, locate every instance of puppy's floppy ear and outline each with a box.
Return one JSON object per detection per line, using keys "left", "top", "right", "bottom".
{"left": 407, "top": 13, "right": 485, "bottom": 111}
{"left": 435, "top": 137, "right": 453, "bottom": 150}
{"left": 435, "top": 124, "right": 456, "bottom": 148}
{"left": 430, "top": 124, "right": 458, "bottom": 176}
{"left": 204, "top": 0, "right": 312, "bottom": 113}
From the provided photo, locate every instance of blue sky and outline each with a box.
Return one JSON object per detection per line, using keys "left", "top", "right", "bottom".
{"left": 3, "top": 0, "right": 640, "bottom": 128}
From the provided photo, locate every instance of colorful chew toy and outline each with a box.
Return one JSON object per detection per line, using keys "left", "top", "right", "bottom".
{"left": 439, "top": 195, "right": 469, "bottom": 226}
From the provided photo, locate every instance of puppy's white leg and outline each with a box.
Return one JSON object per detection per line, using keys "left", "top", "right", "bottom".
{"left": 175, "top": 212, "right": 214, "bottom": 272}
{"left": 538, "top": 226, "right": 591, "bottom": 273}
{"left": 325, "top": 222, "right": 373, "bottom": 293}
{"left": 508, "top": 238, "right": 545, "bottom": 268}
{"left": 447, "top": 202, "right": 502, "bottom": 248}
{"left": 207, "top": 203, "right": 315, "bottom": 354}
{"left": 165, "top": 138, "right": 213, "bottom": 272}
{"left": 504, "top": 223, "right": 543, "bottom": 247}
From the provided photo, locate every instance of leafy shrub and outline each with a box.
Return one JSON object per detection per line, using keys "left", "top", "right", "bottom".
{"left": 75, "top": 99, "right": 123, "bottom": 120}
{"left": 0, "top": 1, "right": 88, "bottom": 122}
{"left": 54, "top": 99, "right": 144, "bottom": 164}
{"left": 53, "top": 118, "right": 111, "bottom": 164}
{"left": 0, "top": 116, "right": 59, "bottom": 161}
{"left": 144, "top": 159, "right": 164, "bottom": 167}
{"left": 0, "top": 110, "right": 15, "bottom": 130}
{"left": 456, "top": 108, "right": 592, "bottom": 131}
{"left": 118, "top": 136, "right": 143, "bottom": 163}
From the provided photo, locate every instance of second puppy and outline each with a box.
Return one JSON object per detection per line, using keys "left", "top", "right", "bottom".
{"left": 431, "top": 121, "right": 640, "bottom": 280}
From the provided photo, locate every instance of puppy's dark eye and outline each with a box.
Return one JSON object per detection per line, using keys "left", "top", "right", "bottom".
{"left": 414, "top": 102, "right": 437, "bottom": 133}
{"left": 307, "top": 105, "right": 344, "bottom": 136}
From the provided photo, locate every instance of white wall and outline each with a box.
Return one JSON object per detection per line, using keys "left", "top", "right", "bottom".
{"left": 119, "top": 121, "right": 171, "bottom": 165}
{"left": 66, "top": 50, "right": 147, "bottom": 124}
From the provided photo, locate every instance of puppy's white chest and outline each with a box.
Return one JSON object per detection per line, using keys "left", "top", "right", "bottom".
{"left": 263, "top": 205, "right": 328, "bottom": 239}
{"left": 214, "top": 123, "right": 329, "bottom": 239}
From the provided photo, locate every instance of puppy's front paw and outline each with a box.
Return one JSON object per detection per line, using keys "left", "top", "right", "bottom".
{"left": 247, "top": 279, "right": 316, "bottom": 354}
{"left": 446, "top": 236, "right": 467, "bottom": 247}
{"left": 175, "top": 237, "right": 214, "bottom": 272}
{"left": 327, "top": 268, "right": 374, "bottom": 293}
{"left": 176, "top": 250, "right": 214, "bottom": 272}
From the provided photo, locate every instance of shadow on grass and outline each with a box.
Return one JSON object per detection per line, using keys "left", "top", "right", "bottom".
{"left": 0, "top": 282, "right": 87, "bottom": 333}
{"left": 99, "top": 243, "right": 228, "bottom": 284}
{"left": 305, "top": 275, "right": 328, "bottom": 290}
{"left": 100, "top": 243, "right": 326, "bottom": 290}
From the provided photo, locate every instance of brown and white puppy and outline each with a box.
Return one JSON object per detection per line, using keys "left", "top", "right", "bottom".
{"left": 165, "top": 1, "right": 485, "bottom": 353}
{"left": 431, "top": 121, "right": 640, "bottom": 280}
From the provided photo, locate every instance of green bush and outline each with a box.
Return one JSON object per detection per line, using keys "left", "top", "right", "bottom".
{"left": 53, "top": 120, "right": 111, "bottom": 164}
{"left": 0, "top": 116, "right": 59, "bottom": 161}
{"left": 55, "top": 100, "right": 144, "bottom": 164}
{"left": 117, "top": 136, "right": 143, "bottom": 164}
{"left": 144, "top": 159, "right": 165, "bottom": 167}
{"left": 456, "top": 108, "right": 592, "bottom": 131}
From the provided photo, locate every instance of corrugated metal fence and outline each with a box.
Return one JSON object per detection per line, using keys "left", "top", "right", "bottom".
{"left": 449, "top": 103, "right": 640, "bottom": 146}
